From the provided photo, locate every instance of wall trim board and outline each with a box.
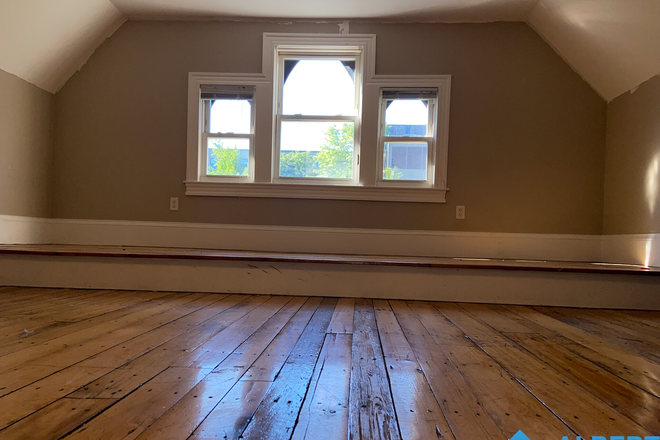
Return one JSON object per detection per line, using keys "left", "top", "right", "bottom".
{"left": 602, "top": 233, "right": 660, "bottom": 268}
{"left": 3, "top": 214, "right": 659, "bottom": 267}
{"left": 1, "top": 254, "right": 658, "bottom": 310}
{"left": 48, "top": 217, "right": 603, "bottom": 262}
{"left": 0, "top": 214, "right": 51, "bottom": 244}
{"left": 3, "top": 215, "right": 658, "bottom": 308}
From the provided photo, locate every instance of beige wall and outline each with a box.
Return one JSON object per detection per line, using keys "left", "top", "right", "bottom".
{"left": 604, "top": 74, "right": 660, "bottom": 235}
{"left": 0, "top": 68, "right": 54, "bottom": 218}
{"left": 52, "top": 20, "right": 606, "bottom": 234}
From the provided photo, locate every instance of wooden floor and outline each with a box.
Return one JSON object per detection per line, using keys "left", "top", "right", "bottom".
{"left": 1, "top": 288, "right": 660, "bottom": 440}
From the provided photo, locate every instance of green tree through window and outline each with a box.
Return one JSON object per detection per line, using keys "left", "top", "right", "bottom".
{"left": 383, "top": 166, "right": 403, "bottom": 180}
{"left": 208, "top": 140, "right": 248, "bottom": 176}
{"left": 279, "top": 123, "right": 354, "bottom": 178}
{"left": 279, "top": 150, "right": 318, "bottom": 178}
{"left": 317, "top": 123, "right": 353, "bottom": 178}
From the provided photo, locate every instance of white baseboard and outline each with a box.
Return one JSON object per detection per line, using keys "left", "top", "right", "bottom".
{"left": 0, "top": 214, "right": 51, "bottom": 244}
{"left": 3, "top": 216, "right": 659, "bottom": 309}
{"left": 2, "top": 214, "right": 659, "bottom": 267}
{"left": 2, "top": 254, "right": 659, "bottom": 310}
{"left": 49, "top": 217, "right": 603, "bottom": 262}
{"left": 601, "top": 233, "right": 660, "bottom": 268}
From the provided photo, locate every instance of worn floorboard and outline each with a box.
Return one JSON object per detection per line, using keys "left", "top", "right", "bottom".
{"left": 0, "top": 287, "right": 659, "bottom": 440}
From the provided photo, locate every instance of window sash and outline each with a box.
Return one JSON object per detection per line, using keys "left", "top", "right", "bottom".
{"left": 275, "top": 116, "right": 359, "bottom": 183}
{"left": 382, "top": 136, "right": 434, "bottom": 143}
{"left": 279, "top": 115, "right": 357, "bottom": 122}
{"left": 381, "top": 139, "right": 433, "bottom": 185}
{"left": 277, "top": 54, "right": 360, "bottom": 118}
{"left": 382, "top": 98, "right": 436, "bottom": 138}
{"left": 377, "top": 94, "right": 437, "bottom": 187}
{"left": 202, "top": 99, "right": 255, "bottom": 135}
{"left": 274, "top": 51, "right": 362, "bottom": 185}
{"left": 200, "top": 89, "right": 256, "bottom": 181}
{"left": 201, "top": 134, "right": 254, "bottom": 180}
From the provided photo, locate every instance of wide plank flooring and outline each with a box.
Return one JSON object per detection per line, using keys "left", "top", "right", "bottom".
{"left": 1, "top": 286, "right": 659, "bottom": 439}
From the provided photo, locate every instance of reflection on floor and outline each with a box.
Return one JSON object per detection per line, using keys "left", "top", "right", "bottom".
{"left": 0, "top": 286, "right": 659, "bottom": 439}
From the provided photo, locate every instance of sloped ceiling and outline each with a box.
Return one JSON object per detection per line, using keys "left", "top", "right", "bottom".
{"left": 0, "top": 0, "right": 125, "bottom": 93}
{"left": 528, "top": 0, "right": 660, "bottom": 101}
{"left": 0, "top": 0, "right": 658, "bottom": 100}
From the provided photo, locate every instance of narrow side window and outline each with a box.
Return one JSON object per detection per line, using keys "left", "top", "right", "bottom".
{"left": 201, "top": 84, "right": 255, "bottom": 180}
{"left": 378, "top": 88, "right": 438, "bottom": 187}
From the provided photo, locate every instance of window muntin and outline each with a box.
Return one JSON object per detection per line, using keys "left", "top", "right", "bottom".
{"left": 201, "top": 85, "right": 255, "bottom": 179}
{"left": 275, "top": 52, "right": 361, "bottom": 183}
{"left": 379, "top": 89, "right": 437, "bottom": 185}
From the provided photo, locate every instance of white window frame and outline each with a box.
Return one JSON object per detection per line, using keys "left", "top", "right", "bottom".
{"left": 377, "top": 89, "right": 437, "bottom": 188}
{"left": 200, "top": 86, "right": 256, "bottom": 182}
{"left": 185, "top": 34, "right": 451, "bottom": 203}
{"left": 273, "top": 50, "right": 362, "bottom": 185}
{"left": 367, "top": 76, "right": 452, "bottom": 192}
{"left": 186, "top": 73, "right": 270, "bottom": 184}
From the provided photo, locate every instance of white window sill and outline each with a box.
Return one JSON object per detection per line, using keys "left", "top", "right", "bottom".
{"left": 184, "top": 181, "right": 447, "bottom": 203}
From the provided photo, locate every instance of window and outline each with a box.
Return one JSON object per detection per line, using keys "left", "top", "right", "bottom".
{"left": 274, "top": 51, "right": 361, "bottom": 184}
{"left": 378, "top": 89, "right": 437, "bottom": 187}
{"left": 200, "top": 85, "right": 255, "bottom": 180}
{"left": 185, "top": 34, "right": 451, "bottom": 203}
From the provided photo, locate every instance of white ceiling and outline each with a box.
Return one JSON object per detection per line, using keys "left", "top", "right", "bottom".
{"left": 109, "top": 0, "right": 540, "bottom": 22}
{"left": 0, "top": 0, "right": 658, "bottom": 101}
{"left": 0, "top": 0, "right": 125, "bottom": 93}
{"left": 528, "top": 0, "right": 660, "bottom": 101}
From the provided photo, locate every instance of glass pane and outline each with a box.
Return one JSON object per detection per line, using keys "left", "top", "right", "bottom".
{"left": 208, "top": 99, "right": 251, "bottom": 134}
{"left": 282, "top": 60, "right": 356, "bottom": 116}
{"left": 279, "top": 121, "right": 354, "bottom": 179}
{"left": 383, "top": 142, "right": 428, "bottom": 180}
{"left": 206, "top": 138, "right": 250, "bottom": 176}
{"left": 384, "top": 99, "right": 429, "bottom": 137}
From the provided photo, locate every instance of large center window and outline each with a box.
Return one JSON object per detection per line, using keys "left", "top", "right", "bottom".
{"left": 275, "top": 51, "right": 361, "bottom": 184}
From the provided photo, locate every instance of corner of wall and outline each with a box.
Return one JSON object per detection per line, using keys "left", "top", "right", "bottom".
{"left": 0, "top": 215, "right": 52, "bottom": 244}
{"left": 600, "top": 74, "right": 660, "bottom": 266}
{"left": 0, "top": 69, "right": 56, "bottom": 220}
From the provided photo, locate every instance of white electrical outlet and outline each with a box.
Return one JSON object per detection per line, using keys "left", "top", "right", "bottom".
{"left": 170, "top": 197, "right": 179, "bottom": 211}
{"left": 456, "top": 205, "right": 465, "bottom": 220}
